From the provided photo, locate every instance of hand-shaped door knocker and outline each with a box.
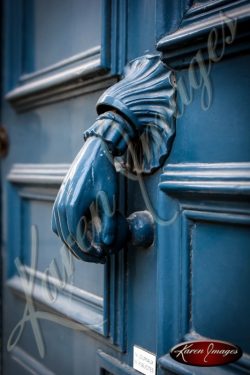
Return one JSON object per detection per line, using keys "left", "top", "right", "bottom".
{"left": 52, "top": 55, "right": 176, "bottom": 263}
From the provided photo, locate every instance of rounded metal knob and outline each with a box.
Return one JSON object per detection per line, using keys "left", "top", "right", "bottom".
{"left": 127, "top": 210, "right": 154, "bottom": 248}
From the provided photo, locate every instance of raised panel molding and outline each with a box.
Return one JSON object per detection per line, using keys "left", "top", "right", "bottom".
{"left": 7, "top": 164, "right": 69, "bottom": 185}
{"left": 5, "top": 0, "right": 127, "bottom": 111}
{"left": 96, "top": 350, "right": 139, "bottom": 375}
{"left": 159, "top": 162, "right": 250, "bottom": 197}
{"left": 157, "top": 0, "right": 250, "bottom": 68}
{"left": 157, "top": 162, "right": 250, "bottom": 374}
{"left": 158, "top": 209, "right": 250, "bottom": 375}
{"left": 10, "top": 346, "right": 55, "bottom": 375}
{"left": 6, "top": 47, "right": 109, "bottom": 111}
{"left": 7, "top": 270, "right": 104, "bottom": 334}
{"left": 7, "top": 163, "right": 127, "bottom": 350}
{"left": 158, "top": 353, "right": 239, "bottom": 375}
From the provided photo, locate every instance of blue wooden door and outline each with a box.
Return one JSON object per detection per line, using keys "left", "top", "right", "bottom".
{"left": 1, "top": 1, "right": 250, "bottom": 375}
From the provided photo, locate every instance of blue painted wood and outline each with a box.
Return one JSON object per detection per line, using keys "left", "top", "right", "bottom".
{"left": 5, "top": 0, "right": 127, "bottom": 111}
{"left": 155, "top": 0, "right": 192, "bottom": 39}
{"left": 97, "top": 350, "right": 139, "bottom": 375}
{"left": 159, "top": 163, "right": 250, "bottom": 196}
{"left": 158, "top": 165, "right": 250, "bottom": 373}
{"left": 158, "top": 353, "right": 242, "bottom": 375}
{"left": 6, "top": 163, "right": 128, "bottom": 349}
{"left": 10, "top": 346, "right": 55, "bottom": 375}
{"left": 157, "top": 0, "right": 250, "bottom": 68}
{"left": 27, "top": 0, "right": 102, "bottom": 71}
{"left": 1, "top": 0, "right": 250, "bottom": 374}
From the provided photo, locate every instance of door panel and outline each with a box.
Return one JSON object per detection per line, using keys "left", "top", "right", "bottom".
{"left": 192, "top": 220, "right": 250, "bottom": 352}
{"left": 1, "top": 1, "right": 250, "bottom": 375}
{"left": 157, "top": 1, "right": 250, "bottom": 373}
{"left": 1, "top": 1, "right": 132, "bottom": 373}
{"left": 23, "top": 0, "right": 102, "bottom": 73}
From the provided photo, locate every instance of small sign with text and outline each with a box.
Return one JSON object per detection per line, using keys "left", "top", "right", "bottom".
{"left": 133, "top": 345, "right": 156, "bottom": 375}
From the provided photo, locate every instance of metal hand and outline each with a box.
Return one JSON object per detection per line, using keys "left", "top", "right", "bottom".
{"left": 51, "top": 137, "right": 117, "bottom": 263}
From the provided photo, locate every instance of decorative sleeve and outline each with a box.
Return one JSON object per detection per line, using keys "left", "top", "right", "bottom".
{"left": 83, "top": 111, "right": 137, "bottom": 156}
{"left": 85, "top": 54, "right": 176, "bottom": 174}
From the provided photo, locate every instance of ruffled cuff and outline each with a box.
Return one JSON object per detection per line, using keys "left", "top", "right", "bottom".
{"left": 83, "top": 111, "right": 137, "bottom": 156}
{"left": 84, "top": 55, "right": 176, "bottom": 174}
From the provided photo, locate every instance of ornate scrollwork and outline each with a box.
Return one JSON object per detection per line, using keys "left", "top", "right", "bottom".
{"left": 96, "top": 54, "right": 176, "bottom": 174}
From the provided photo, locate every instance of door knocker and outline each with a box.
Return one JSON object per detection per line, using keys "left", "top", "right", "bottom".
{"left": 52, "top": 55, "right": 176, "bottom": 263}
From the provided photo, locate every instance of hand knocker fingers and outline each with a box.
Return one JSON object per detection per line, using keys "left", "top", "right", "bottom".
{"left": 96, "top": 190, "right": 116, "bottom": 246}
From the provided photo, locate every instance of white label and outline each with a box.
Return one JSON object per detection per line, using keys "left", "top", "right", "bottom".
{"left": 133, "top": 346, "right": 156, "bottom": 375}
